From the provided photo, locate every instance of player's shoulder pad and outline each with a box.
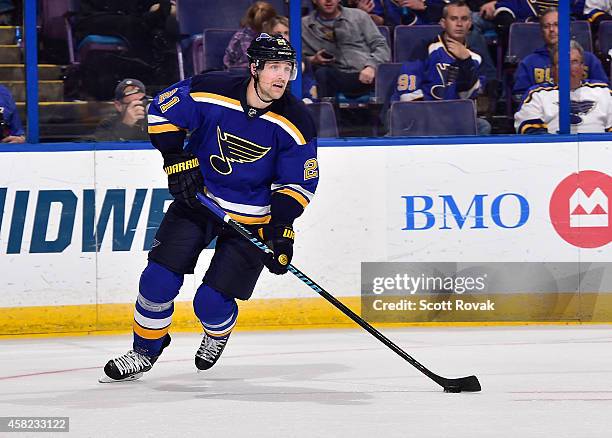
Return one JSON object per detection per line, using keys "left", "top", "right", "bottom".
{"left": 189, "top": 71, "right": 246, "bottom": 101}
{"left": 270, "top": 93, "right": 317, "bottom": 144}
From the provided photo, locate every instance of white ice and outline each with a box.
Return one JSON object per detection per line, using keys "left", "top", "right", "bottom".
{"left": 1, "top": 326, "right": 611, "bottom": 437}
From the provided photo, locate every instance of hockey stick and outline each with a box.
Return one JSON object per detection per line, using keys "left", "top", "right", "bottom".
{"left": 196, "top": 193, "right": 481, "bottom": 393}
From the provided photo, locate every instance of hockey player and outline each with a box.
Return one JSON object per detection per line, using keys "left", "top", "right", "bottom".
{"left": 512, "top": 7, "right": 608, "bottom": 99}
{"left": 100, "top": 33, "right": 318, "bottom": 382}
{"left": 514, "top": 40, "right": 612, "bottom": 133}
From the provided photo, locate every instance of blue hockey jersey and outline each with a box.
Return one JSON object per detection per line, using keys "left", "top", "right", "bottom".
{"left": 372, "top": 0, "right": 449, "bottom": 26}
{"left": 513, "top": 46, "right": 609, "bottom": 97}
{"left": 147, "top": 72, "right": 318, "bottom": 225}
{"left": 391, "top": 35, "right": 483, "bottom": 101}
{"left": 495, "top": 0, "right": 558, "bottom": 21}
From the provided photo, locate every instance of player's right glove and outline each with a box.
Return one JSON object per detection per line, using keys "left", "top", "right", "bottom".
{"left": 163, "top": 152, "right": 204, "bottom": 208}
{"left": 260, "top": 224, "right": 295, "bottom": 275}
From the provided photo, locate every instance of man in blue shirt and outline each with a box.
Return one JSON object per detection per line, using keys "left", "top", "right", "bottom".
{"left": 0, "top": 85, "right": 25, "bottom": 144}
{"left": 512, "top": 7, "right": 609, "bottom": 99}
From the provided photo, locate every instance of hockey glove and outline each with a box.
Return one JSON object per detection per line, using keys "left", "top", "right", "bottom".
{"left": 163, "top": 152, "right": 204, "bottom": 208}
{"left": 260, "top": 224, "right": 295, "bottom": 275}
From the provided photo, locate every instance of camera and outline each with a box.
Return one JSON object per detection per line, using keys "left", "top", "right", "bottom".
{"left": 321, "top": 50, "right": 335, "bottom": 60}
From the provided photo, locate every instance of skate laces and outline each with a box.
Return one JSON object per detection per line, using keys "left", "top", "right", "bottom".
{"left": 113, "top": 350, "right": 152, "bottom": 375}
{"left": 196, "top": 335, "right": 227, "bottom": 363}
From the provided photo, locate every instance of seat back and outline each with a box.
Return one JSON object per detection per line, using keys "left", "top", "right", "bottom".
{"left": 374, "top": 63, "right": 403, "bottom": 103}
{"left": 305, "top": 102, "right": 339, "bottom": 137}
{"left": 203, "top": 29, "right": 238, "bottom": 71}
{"left": 389, "top": 100, "right": 477, "bottom": 136}
{"left": 598, "top": 21, "right": 612, "bottom": 58}
{"left": 177, "top": 0, "right": 250, "bottom": 35}
{"left": 508, "top": 21, "right": 593, "bottom": 63}
{"left": 394, "top": 25, "right": 441, "bottom": 62}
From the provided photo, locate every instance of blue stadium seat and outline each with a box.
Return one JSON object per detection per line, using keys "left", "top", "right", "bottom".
{"left": 374, "top": 63, "right": 402, "bottom": 103}
{"left": 598, "top": 22, "right": 612, "bottom": 58}
{"left": 176, "top": 0, "right": 250, "bottom": 35}
{"left": 202, "top": 29, "right": 238, "bottom": 71}
{"left": 393, "top": 25, "right": 441, "bottom": 62}
{"left": 507, "top": 21, "right": 593, "bottom": 63}
{"left": 389, "top": 100, "right": 477, "bottom": 136}
{"left": 305, "top": 102, "right": 339, "bottom": 137}
{"left": 378, "top": 25, "right": 392, "bottom": 52}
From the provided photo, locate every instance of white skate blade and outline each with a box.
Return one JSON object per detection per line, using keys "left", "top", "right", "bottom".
{"left": 98, "top": 372, "right": 143, "bottom": 383}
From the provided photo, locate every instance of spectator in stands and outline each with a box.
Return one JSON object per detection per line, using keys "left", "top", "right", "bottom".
{"left": 302, "top": 0, "right": 391, "bottom": 98}
{"left": 514, "top": 41, "right": 612, "bottom": 134}
{"left": 346, "top": 0, "right": 385, "bottom": 25}
{"left": 0, "top": 85, "right": 25, "bottom": 144}
{"left": 367, "top": 0, "right": 497, "bottom": 83}
{"left": 390, "top": 1, "right": 491, "bottom": 133}
{"left": 224, "top": 1, "right": 278, "bottom": 69}
{"left": 474, "top": 0, "right": 545, "bottom": 45}
{"left": 263, "top": 15, "right": 290, "bottom": 40}
{"left": 573, "top": 0, "right": 611, "bottom": 33}
{"left": 94, "top": 79, "right": 149, "bottom": 141}
{"left": 513, "top": 7, "right": 608, "bottom": 99}
{"left": 370, "top": 0, "right": 447, "bottom": 26}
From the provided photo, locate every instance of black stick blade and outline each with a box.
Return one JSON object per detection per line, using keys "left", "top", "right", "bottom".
{"left": 442, "top": 375, "right": 481, "bottom": 393}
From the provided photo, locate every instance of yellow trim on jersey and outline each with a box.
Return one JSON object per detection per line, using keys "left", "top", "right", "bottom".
{"left": 190, "top": 92, "right": 307, "bottom": 146}
{"left": 228, "top": 212, "right": 271, "bottom": 225}
{"left": 276, "top": 188, "right": 309, "bottom": 209}
{"left": 133, "top": 320, "right": 170, "bottom": 339}
{"left": 148, "top": 123, "right": 182, "bottom": 134}
{"left": 588, "top": 11, "right": 605, "bottom": 23}
{"left": 523, "top": 85, "right": 556, "bottom": 104}
{"left": 520, "top": 123, "right": 548, "bottom": 134}
{"left": 265, "top": 111, "right": 307, "bottom": 145}
{"left": 190, "top": 92, "right": 241, "bottom": 108}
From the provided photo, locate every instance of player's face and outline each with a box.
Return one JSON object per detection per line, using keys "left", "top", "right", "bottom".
{"left": 441, "top": 5, "right": 472, "bottom": 41}
{"left": 272, "top": 23, "right": 289, "bottom": 41}
{"left": 540, "top": 11, "right": 558, "bottom": 46}
{"left": 257, "top": 61, "right": 293, "bottom": 100}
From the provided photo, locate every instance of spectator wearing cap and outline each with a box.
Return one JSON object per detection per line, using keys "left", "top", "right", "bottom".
{"left": 94, "top": 79, "right": 149, "bottom": 142}
{"left": 0, "top": 84, "right": 25, "bottom": 144}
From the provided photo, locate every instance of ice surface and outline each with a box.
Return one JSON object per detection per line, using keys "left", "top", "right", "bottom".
{"left": 1, "top": 326, "right": 611, "bottom": 437}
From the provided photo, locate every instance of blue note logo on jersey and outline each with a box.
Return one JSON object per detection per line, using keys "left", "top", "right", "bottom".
{"left": 570, "top": 100, "right": 596, "bottom": 125}
{"left": 210, "top": 126, "right": 271, "bottom": 175}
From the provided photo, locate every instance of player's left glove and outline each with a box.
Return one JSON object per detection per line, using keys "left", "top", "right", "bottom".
{"left": 260, "top": 224, "right": 294, "bottom": 275}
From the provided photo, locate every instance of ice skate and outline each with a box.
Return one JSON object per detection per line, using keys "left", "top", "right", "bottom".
{"left": 195, "top": 331, "right": 230, "bottom": 371}
{"left": 99, "top": 334, "right": 171, "bottom": 383}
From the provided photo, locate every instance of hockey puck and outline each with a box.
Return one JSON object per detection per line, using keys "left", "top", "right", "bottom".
{"left": 444, "top": 386, "right": 462, "bottom": 393}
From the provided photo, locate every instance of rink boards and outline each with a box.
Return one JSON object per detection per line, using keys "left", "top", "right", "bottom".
{"left": 0, "top": 138, "right": 610, "bottom": 334}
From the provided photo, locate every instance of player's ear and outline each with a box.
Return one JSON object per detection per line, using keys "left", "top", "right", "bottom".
{"left": 249, "top": 62, "right": 257, "bottom": 77}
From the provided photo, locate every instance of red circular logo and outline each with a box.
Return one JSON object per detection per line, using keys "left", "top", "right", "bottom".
{"left": 549, "top": 170, "right": 611, "bottom": 248}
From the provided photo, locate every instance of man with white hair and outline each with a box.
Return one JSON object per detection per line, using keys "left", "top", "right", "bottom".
{"left": 514, "top": 40, "right": 612, "bottom": 134}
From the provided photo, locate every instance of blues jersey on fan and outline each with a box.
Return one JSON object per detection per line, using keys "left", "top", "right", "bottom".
{"left": 147, "top": 72, "right": 318, "bottom": 225}
{"left": 391, "top": 36, "right": 483, "bottom": 101}
{"left": 495, "top": 0, "right": 558, "bottom": 20}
